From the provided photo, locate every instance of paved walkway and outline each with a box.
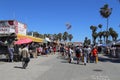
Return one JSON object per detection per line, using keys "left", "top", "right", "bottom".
{"left": 0, "top": 53, "right": 120, "bottom": 80}
{"left": 0, "top": 54, "right": 56, "bottom": 80}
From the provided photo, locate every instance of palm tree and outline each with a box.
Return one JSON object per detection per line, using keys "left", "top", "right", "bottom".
{"left": 98, "top": 24, "right": 102, "bottom": 32}
{"left": 90, "top": 25, "right": 97, "bottom": 44}
{"left": 100, "top": 4, "right": 112, "bottom": 43}
{"left": 98, "top": 32, "right": 103, "bottom": 44}
{"left": 109, "top": 28, "right": 118, "bottom": 41}
{"left": 109, "top": 27, "right": 114, "bottom": 41}
{"left": 102, "top": 31, "right": 110, "bottom": 43}
{"left": 68, "top": 34, "right": 73, "bottom": 41}
{"left": 63, "top": 31, "right": 68, "bottom": 41}
{"left": 100, "top": 4, "right": 112, "bottom": 31}
{"left": 87, "top": 39, "right": 91, "bottom": 45}
{"left": 57, "top": 33, "right": 62, "bottom": 41}
{"left": 33, "top": 32, "right": 39, "bottom": 37}
{"left": 39, "top": 34, "right": 44, "bottom": 38}
{"left": 53, "top": 34, "right": 58, "bottom": 41}
{"left": 106, "top": 31, "right": 110, "bottom": 43}
{"left": 83, "top": 37, "right": 91, "bottom": 46}
{"left": 27, "top": 31, "right": 32, "bottom": 36}
{"left": 102, "top": 31, "right": 106, "bottom": 43}
{"left": 44, "top": 34, "right": 47, "bottom": 38}
{"left": 98, "top": 24, "right": 103, "bottom": 43}
{"left": 114, "top": 31, "right": 118, "bottom": 41}
{"left": 92, "top": 32, "right": 98, "bottom": 45}
{"left": 90, "top": 25, "right": 97, "bottom": 33}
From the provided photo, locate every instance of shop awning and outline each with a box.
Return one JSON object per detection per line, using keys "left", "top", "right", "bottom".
{"left": 17, "top": 34, "right": 44, "bottom": 43}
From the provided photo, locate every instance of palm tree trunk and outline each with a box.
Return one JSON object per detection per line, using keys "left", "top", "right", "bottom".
{"left": 104, "top": 37, "right": 105, "bottom": 44}
{"left": 92, "top": 37, "right": 94, "bottom": 45}
{"left": 106, "top": 18, "right": 109, "bottom": 44}
{"left": 100, "top": 37, "right": 102, "bottom": 44}
{"left": 107, "top": 18, "right": 109, "bottom": 31}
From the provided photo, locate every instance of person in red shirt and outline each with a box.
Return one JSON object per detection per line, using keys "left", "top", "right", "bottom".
{"left": 92, "top": 46, "right": 98, "bottom": 63}
{"left": 53, "top": 47, "right": 56, "bottom": 54}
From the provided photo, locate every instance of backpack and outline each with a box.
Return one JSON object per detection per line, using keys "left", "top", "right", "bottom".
{"left": 60, "top": 47, "right": 64, "bottom": 52}
{"left": 76, "top": 48, "right": 80, "bottom": 54}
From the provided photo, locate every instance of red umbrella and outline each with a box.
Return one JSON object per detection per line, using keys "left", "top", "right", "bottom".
{"left": 15, "top": 38, "right": 32, "bottom": 45}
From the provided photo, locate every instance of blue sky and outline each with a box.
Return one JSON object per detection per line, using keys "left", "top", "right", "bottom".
{"left": 0, "top": 0, "right": 120, "bottom": 42}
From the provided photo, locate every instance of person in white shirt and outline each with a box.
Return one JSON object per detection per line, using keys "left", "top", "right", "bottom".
{"left": 68, "top": 47, "right": 73, "bottom": 63}
{"left": 87, "top": 45, "right": 92, "bottom": 63}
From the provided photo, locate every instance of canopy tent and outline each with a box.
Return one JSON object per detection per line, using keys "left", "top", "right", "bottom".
{"left": 115, "top": 41, "right": 120, "bottom": 45}
{"left": 45, "top": 37, "right": 51, "bottom": 42}
{"left": 17, "top": 34, "right": 44, "bottom": 43}
{"left": 97, "top": 44, "right": 107, "bottom": 47}
{"left": 44, "top": 37, "right": 51, "bottom": 43}
{"left": 15, "top": 38, "right": 32, "bottom": 45}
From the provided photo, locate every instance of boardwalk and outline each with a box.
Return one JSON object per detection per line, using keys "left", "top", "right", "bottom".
{"left": 0, "top": 53, "right": 120, "bottom": 80}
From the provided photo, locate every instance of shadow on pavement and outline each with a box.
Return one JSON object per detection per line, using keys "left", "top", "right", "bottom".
{"left": 0, "top": 59, "right": 8, "bottom": 62}
{"left": 14, "top": 66, "right": 23, "bottom": 69}
{"left": 61, "top": 60, "right": 84, "bottom": 65}
{"left": 98, "top": 55, "right": 120, "bottom": 63}
{"left": 61, "top": 60, "right": 68, "bottom": 63}
{"left": 93, "top": 69, "right": 103, "bottom": 72}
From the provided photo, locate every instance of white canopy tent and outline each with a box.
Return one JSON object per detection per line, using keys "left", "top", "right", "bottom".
{"left": 45, "top": 37, "right": 51, "bottom": 42}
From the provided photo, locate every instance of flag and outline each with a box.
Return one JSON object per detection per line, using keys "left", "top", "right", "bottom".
{"left": 66, "top": 23, "right": 72, "bottom": 30}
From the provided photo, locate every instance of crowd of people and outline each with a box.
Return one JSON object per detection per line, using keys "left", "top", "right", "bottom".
{"left": 8, "top": 42, "right": 58, "bottom": 69}
{"left": 2, "top": 41, "right": 118, "bottom": 69}
{"left": 59, "top": 44, "right": 99, "bottom": 66}
{"left": 8, "top": 42, "right": 120, "bottom": 69}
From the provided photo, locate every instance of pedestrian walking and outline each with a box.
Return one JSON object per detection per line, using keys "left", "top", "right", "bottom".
{"left": 8, "top": 41, "right": 14, "bottom": 62}
{"left": 87, "top": 45, "right": 92, "bottom": 63}
{"left": 8, "top": 47, "right": 14, "bottom": 62}
{"left": 60, "top": 45, "right": 65, "bottom": 58}
{"left": 83, "top": 46, "right": 89, "bottom": 66}
{"left": 75, "top": 46, "right": 81, "bottom": 64}
{"left": 68, "top": 47, "right": 73, "bottom": 63}
{"left": 21, "top": 44, "right": 30, "bottom": 69}
{"left": 45, "top": 47, "right": 48, "bottom": 56}
{"left": 91, "top": 46, "right": 98, "bottom": 63}
{"left": 53, "top": 47, "right": 56, "bottom": 54}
